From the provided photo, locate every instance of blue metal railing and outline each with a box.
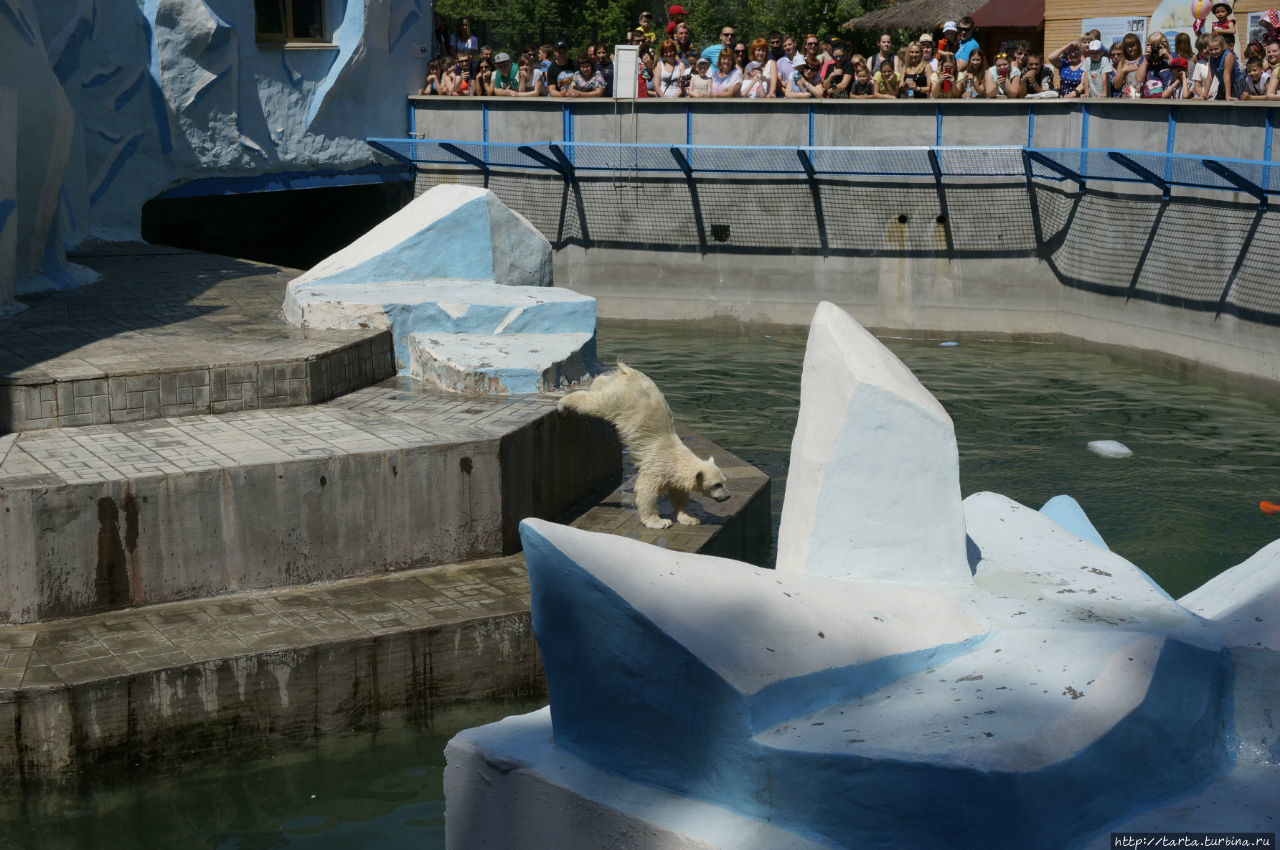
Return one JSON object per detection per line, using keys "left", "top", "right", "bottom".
{"left": 369, "top": 138, "right": 1276, "bottom": 209}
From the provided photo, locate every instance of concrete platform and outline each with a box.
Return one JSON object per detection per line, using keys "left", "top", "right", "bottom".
{"left": 0, "top": 377, "right": 620, "bottom": 623}
{"left": 0, "top": 432, "right": 771, "bottom": 786}
{"left": 0, "top": 244, "right": 394, "bottom": 433}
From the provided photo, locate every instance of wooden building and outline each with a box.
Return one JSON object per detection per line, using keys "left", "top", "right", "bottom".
{"left": 1045, "top": 0, "right": 1273, "bottom": 52}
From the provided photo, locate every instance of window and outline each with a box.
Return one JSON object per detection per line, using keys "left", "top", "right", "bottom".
{"left": 254, "top": 0, "right": 326, "bottom": 44}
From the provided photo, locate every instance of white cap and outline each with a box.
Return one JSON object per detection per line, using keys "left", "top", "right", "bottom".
{"left": 942, "top": 20, "right": 957, "bottom": 31}
{"left": 1088, "top": 39, "right": 1103, "bottom": 51}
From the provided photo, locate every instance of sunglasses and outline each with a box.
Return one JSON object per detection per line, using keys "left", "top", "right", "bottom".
{"left": 805, "top": 41, "right": 818, "bottom": 47}
{"left": 721, "top": 31, "right": 734, "bottom": 37}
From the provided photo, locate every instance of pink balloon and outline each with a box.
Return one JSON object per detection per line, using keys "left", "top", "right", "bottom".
{"left": 1191, "top": 0, "right": 1212, "bottom": 20}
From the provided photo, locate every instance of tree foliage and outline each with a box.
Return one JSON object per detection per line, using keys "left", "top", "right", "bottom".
{"left": 433, "top": 0, "right": 898, "bottom": 55}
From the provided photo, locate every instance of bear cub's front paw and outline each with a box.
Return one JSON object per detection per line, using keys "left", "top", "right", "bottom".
{"left": 676, "top": 512, "right": 701, "bottom": 526}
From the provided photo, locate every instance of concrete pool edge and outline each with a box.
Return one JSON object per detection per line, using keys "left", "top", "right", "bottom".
{"left": 0, "top": 431, "right": 771, "bottom": 791}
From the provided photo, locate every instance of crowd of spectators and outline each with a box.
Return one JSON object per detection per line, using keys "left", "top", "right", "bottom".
{"left": 421, "top": 5, "right": 1280, "bottom": 101}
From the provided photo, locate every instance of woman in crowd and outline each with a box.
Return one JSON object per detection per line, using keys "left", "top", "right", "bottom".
{"left": 1048, "top": 39, "right": 1085, "bottom": 98}
{"left": 472, "top": 56, "right": 495, "bottom": 95}
{"left": 870, "top": 32, "right": 901, "bottom": 78}
{"left": 419, "top": 60, "right": 444, "bottom": 95}
{"left": 567, "top": 53, "right": 607, "bottom": 97}
{"left": 1112, "top": 33, "right": 1147, "bottom": 97}
{"left": 732, "top": 40, "right": 749, "bottom": 69}
{"left": 786, "top": 57, "right": 824, "bottom": 97}
{"left": 822, "top": 43, "right": 854, "bottom": 97}
{"left": 450, "top": 18, "right": 478, "bottom": 54}
{"left": 900, "top": 41, "right": 931, "bottom": 98}
{"left": 1106, "top": 43, "right": 1124, "bottom": 96}
{"left": 711, "top": 47, "right": 744, "bottom": 96}
{"left": 1265, "top": 40, "right": 1280, "bottom": 73}
{"left": 1023, "top": 54, "right": 1056, "bottom": 97}
{"left": 986, "top": 51, "right": 1023, "bottom": 98}
{"left": 931, "top": 56, "right": 962, "bottom": 98}
{"left": 1175, "top": 32, "right": 1195, "bottom": 61}
{"left": 655, "top": 39, "right": 686, "bottom": 97}
{"left": 747, "top": 38, "right": 779, "bottom": 97}
{"left": 957, "top": 48, "right": 987, "bottom": 97}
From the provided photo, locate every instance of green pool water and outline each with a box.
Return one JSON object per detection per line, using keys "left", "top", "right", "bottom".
{"left": 6, "top": 319, "right": 1279, "bottom": 849}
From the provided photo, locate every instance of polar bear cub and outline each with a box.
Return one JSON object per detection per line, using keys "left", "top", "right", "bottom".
{"left": 558, "top": 362, "right": 731, "bottom": 529}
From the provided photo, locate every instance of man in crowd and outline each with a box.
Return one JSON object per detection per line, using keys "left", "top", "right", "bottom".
{"left": 702, "top": 24, "right": 736, "bottom": 65}
{"left": 768, "top": 31, "right": 784, "bottom": 61}
{"left": 954, "top": 17, "right": 979, "bottom": 72}
{"left": 545, "top": 41, "right": 574, "bottom": 96}
{"left": 491, "top": 52, "right": 519, "bottom": 93}
{"left": 675, "top": 22, "right": 699, "bottom": 67}
{"left": 775, "top": 33, "right": 800, "bottom": 94}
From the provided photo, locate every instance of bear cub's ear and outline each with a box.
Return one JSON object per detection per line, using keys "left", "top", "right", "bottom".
{"left": 695, "top": 470, "right": 703, "bottom": 487}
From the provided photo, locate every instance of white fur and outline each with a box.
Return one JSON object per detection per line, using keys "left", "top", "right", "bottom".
{"left": 558, "top": 362, "right": 731, "bottom": 529}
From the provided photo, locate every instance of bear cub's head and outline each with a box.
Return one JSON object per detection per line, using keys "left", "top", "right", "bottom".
{"left": 694, "top": 457, "right": 731, "bottom": 502}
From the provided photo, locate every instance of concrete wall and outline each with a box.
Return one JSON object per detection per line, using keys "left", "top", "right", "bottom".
{"left": 0, "top": 86, "right": 15, "bottom": 313}
{"left": 0, "top": 0, "right": 433, "bottom": 288}
{"left": 413, "top": 161, "right": 1280, "bottom": 390}
{"left": 0, "top": 409, "right": 619, "bottom": 623}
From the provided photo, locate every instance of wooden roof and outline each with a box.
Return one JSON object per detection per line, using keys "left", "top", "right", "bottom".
{"left": 844, "top": 0, "right": 986, "bottom": 31}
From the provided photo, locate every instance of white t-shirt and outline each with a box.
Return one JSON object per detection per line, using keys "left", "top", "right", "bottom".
{"left": 1192, "top": 60, "right": 1220, "bottom": 99}
{"left": 987, "top": 64, "right": 1023, "bottom": 97}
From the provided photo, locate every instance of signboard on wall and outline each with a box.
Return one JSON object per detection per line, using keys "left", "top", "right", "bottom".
{"left": 1082, "top": 16, "right": 1147, "bottom": 49}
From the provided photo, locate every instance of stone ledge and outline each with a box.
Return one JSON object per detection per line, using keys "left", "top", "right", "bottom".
{"left": 0, "top": 433, "right": 769, "bottom": 786}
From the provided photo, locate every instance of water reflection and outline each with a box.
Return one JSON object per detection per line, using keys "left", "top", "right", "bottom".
{"left": 596, "top": 320, "right": 1280, "bottom": 599}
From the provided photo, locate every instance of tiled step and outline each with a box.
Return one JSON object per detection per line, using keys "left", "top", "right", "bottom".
{"left": 0, "top": 434, "right": 771, "bottom": 783}
{"left": 0, "top": 246, "right": 394, "bottom": 432}
{"left": 0, "top": 378, "right": 620, "bottom": 623}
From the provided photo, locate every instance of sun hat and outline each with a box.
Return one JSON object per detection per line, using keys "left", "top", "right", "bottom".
{"left": 1088, "top": 39, "right": 1103, "bottom": 51}
{"left": 668, "top": 4, "right": 687, "bottom": 14}
{"left": 919, "top": 33, "right": 934, "bottom": 43}
{"left": 1211, "top": 2, "right": 1231, "bottom": 11}
{"left": 1169, "top": 56, "right": 1188, "bottom": 68}
{"left": 495, "top": 52, "right": 510, "bottom": 63}
{"left": 745, "top": 60, "right": 762, "bottom": 71}
{"left": 942, "top": 20, "right": 958, "bottom": 32}
{"left": 640, "top": 10, "right": 653, "bottom": 17}
{"left": 695, "top": 56, "right": 710, "bottom": 66}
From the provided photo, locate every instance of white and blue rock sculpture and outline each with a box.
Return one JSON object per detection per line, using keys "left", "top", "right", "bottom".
{"left": 284, "top": 184, "right": 596, "bottom": 393}
{"left": 444, "top": 302, "right": 1280, "bottom": 848}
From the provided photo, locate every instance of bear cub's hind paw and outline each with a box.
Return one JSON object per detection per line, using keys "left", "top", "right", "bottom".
{"left": 676, "top": 512, "right": 701, "bottom": 526}
{"left": 642, "top": 517, "right": 673, "bottom": 530}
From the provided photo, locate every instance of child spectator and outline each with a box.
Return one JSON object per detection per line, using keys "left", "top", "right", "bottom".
{"left": 742, "top": 61, "right": 770, "bottom": 97}
{"left": 1192, "top": 35, "right": 1221, "bottom": 98}
{"left": 938, "top": 21, "right": 959, "bottom": 57}
{"left": 822, "top": 43, "right": 854, "bottom": 98}
{"left": 531, "top": 45, "right": 552, "bottom": 92}
{"left": 1023, "top": 54, "right": 1056, "bottom": 97}
{"left": 872, "top": 55, "right": 899, "bottom": 96}
{"left": 1106, "top": 43, "right": 1124, "bottom": 96}
{"left": 786, "top": 57, "right": 824, "bottom": 97}
{"left": 987, "top": 51, "right": 1023, "bottom": 98}
{"left": 1206, "top": 32, "right": 1244, "bottom": 98}
{"left": 1164, "top": 56, "right": 1192, "bottom": 98}
{"left": 566, "top": 54, "right": 606, "bottom": 97}
{"left": 711, "top": 48, "right": 743, "bottom": 96}
{"left": 1175, "top": 32, "right": 1194, "bottom": 61}
{"left": 666, "top": 4, "right": 687, "bottom": 36}
{"left": 931, "top": 57, "right": 961, "bottom": 98}
{"left": 637, "top": 11, "right": 657, "bottom": 44}
{"left": 1210, "top": 3, "right": 1236, "bottom": 48}
{"left": 592, "top": 42, "right": 615, "bottom": 96}
{"left": 638, "top": 43, "right": 657, "bottom": 95}
{"left": 419, "top": 59, "right": 443, "bottom": 95}
{"left": 689, "top": 56, "right": 713, "bottom": 97}
{"left": 849, "top": 62, "right": 877, "bottom": 97}
{"left": 1077, "top": 40, "right": 1111, "bottom": 97}
{"left": 1048, "top": 39, "right": 1085, "bottom": 98}
{"left": 900, "top": 41, "right": 931, "bottom": 98}
{"left": 957, "top": 48, "right": 987, "bottom": 97}
{"left": 1241, "top": 56, "right": 1271, "bottom": 97}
